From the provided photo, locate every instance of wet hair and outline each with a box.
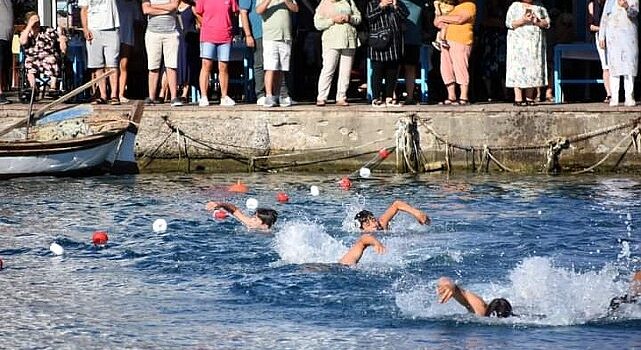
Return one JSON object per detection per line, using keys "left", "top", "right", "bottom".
{"left": 256, "top": 208, "right": 278, "bottom": 228}
{"left": 609, "top": 294, "right": 638, "bottom": 312}
{"left": 354, "top": 210, "right": 376, "bottom": 229}
{"left": 485, "top": 298, "right": 513, "bottom": 318}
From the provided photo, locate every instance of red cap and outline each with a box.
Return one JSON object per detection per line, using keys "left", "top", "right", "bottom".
{"left": 214, "top": 209, "right": 229, "bottom": 220}
{"left": 92, "top": 231, "right": 109, "bottom": 245}
{"left": 276, "top": 192, "right": 289, "bottom": 203}
{"left": 339, "top": 177, "right": 352, "bottom": 190}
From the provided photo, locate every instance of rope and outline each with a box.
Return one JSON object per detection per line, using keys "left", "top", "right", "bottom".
{"left": 572, "top": 127, "right": 640, "bottom": 175}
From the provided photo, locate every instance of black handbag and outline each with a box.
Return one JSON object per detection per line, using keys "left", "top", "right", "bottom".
{"left": 368, "top": 28, "right": 391, "bottom": 50}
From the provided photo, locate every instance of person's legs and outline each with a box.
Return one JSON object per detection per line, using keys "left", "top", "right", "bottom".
{"left": 450, "top": 42, "right": 471, "bottom": 102}
{"left": 610, "top": 75, "right": 620, "bottom": 106}
{"left": 118, "top": 44, "right": 133, "bottom": 101}
{"left": 253, "top": 38, "right": 265, "bottom": 100}
{"left": 440, "top": 47, "right": 456, "bottom": 101}
{"left": 603, "top": 69, "right": 611, "bottom": 99}
{"left": 199, "top": 42, "right": 216, "bottom": 105}
{"left": 162, "top": 32, "right": 180, "bottom": 102}
{"left": 371, "top": 60, "right": 384, "bottom": 102}
{"left": 513, "top": 87, "right": 523, "bottom": 103}
{"left": 146, "top": 31, "right": 164, "bottom": 101}
{"left": 336, "top": 48, "right": 355, "bottom": 103}
{"left": 215, "top": 42, "right": 232, "bottom": 102}
{"left": 317, "top": 47, "right": 340, "bottom": 102}
{"left": 262, "top": 40, "right": 281, "bottom": 106}
{"left": 383, "top": 61, "right": 398, "bottom": 102}
{"left": 104, "top": 29, "right": 121, "bottom": 101}
{"left": 277, "top": 40, "right": 292, "bottom": 105}
{"left": 0, "top": 39, "right": 8, "bottom": 99}
{"left": 624, "top": 75, "right": 635, "bottom": 106}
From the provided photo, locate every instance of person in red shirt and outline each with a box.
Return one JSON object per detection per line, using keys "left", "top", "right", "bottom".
{"left": 194, "top": 0, "right": 239, "bottom": 107}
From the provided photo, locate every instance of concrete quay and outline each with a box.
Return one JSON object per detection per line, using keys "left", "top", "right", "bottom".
{"left": 1, "top": 102, "right": 640, "bottom": 174}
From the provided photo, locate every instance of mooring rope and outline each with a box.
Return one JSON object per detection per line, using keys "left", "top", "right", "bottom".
{"left": 572, "top": 127, "right": 640, "bottom": 175}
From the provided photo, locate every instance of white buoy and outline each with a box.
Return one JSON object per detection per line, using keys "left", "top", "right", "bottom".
{"left": 246, "top": 198, "right": 258, "bottom": 210}
{"left": 359, "top": 167, "right": 371, "bottom": 178}
{"left": 153, "top": 219, "right": 167, "bottom": 233}
{"left": 310, "top": 185, "right": 320, "bottom": 196}
{"left": 50, "top": 243, "right": 64, "bottom": 256}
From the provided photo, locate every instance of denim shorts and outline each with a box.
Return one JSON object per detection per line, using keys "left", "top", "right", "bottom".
{"left": 200, "top": 42, "right": 231, "bottom": 61}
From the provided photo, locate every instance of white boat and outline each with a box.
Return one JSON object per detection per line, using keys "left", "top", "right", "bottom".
{"left": 0, "top": 102, "right": 143, "bottom": 178}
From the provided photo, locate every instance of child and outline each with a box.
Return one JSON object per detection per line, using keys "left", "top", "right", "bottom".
{"left": 432, "top": 0, "right": 457, "bottom": 51}
{"left": 206, "top": 202, "right": 278, "bottom": 230}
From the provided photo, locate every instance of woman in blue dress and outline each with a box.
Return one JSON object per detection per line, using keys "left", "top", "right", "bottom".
{"left": 177, "top": 0, "right": 201, "bottom": 103}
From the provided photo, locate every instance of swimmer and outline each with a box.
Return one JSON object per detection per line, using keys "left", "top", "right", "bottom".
{"left": 354, "top": 200, "right": 430, "bottom": 232}
{"left": 206, "top": 202, "right": 278, "bottom": 230}
{"left": 609, "top": 271, "right": 641, "bottom": 312}
{"left": 338, "top": 234, "right": 386, "bottom": 266}
{"left": 436, "top": 276, "right": 514, "bottom": 318}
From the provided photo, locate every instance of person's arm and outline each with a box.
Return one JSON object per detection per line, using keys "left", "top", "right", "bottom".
{"left": 377, "top": 200, "right": 430, "bottom": 229}
{"left": 58, "top": 27, "right": 68, "bottom": 54}
{"left": 19, "top": 19, "right": 35, "bottom": 46}
{"left": 284, "top": 0, "right": 299, "bottom": 13}
{"left": 436, "top": 3, "right": 474, "bottom": 25}
{"left": 142, "top": 0, "right": 173, "bottom": 15}
{"left": 79, "top": 6, "right": 94, "bottom": 42}
{"left": 239, "top": 10, "right": 256, "bottom": 47}
{"left": 256, "top": 0, "right": 271, "bottom": 15}
{"left": 631, "top": 271, "right": 641, "bottom": 296}
{"left": 532, "top": 6, "right": 550, "bottom": 29}
{"left": 206, "top": 202, "right": 256, "bottom": 228}
{"left": 349, "top": 0, "right": 362, "bottom": 26}
{"left": 436, "top": 277, "right": 488, "bottom": 316}
{"left": 338, "top": 234, "right": 386, "bottom": 266}
{"left": 314, "top": 7, "right": 336, "bottom": 31}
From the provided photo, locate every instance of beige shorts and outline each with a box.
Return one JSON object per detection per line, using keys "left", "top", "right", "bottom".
{"left": 86, "top": 29, "right": 120, "bottom": 69}
{"left": 145, "top": 30, "right": 179, "bottom": 70}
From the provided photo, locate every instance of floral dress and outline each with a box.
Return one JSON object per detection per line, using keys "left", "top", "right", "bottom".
{"left": 23, "top": 27, "right": 62, "bottom": 81}
{"left": 505, "top": 1, "right": 549, "bottom": 88}
{"left": 599, "top": 0, "right": 638, "bottom": 77}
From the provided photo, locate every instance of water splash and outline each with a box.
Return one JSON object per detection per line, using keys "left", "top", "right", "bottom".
{"left": 395, "top": 257, "right": 640, "bottom": 326}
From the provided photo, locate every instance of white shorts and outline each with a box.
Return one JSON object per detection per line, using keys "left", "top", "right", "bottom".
{"left": 86, "top": 29, "right": 120, "bottom": 68}
{"left": 145, "top": 30, "right": 180, "bottom": 70}
{"left": 263, "top": 40, "right": 291, "bottom": 71}
{"left": 595, "top": 33, "right": 608, "bottom": 70}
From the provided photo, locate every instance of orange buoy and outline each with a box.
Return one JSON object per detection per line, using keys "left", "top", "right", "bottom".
{"left": 339, "top": 177, "right": 352, "bottom": 190}
{"left": 378, "top": 148, "right": 391, "bottom": 160}
{"left": 228, "top": 180, "right": 248, "bottom": 193}
{"left": 214, "top": 209, "right": 229, "bottom": 220}
{"left": 276, "top": 192, "right": 289, "bottom": 203}
{"left": 92, "top": 231, "right": 109, "bottom": 246}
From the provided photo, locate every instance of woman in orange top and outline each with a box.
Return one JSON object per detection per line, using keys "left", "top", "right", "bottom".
{"left": 434, "top": 0, "right": 476, "bottom": 105}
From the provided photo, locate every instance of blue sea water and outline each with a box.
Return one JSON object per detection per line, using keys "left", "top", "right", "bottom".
{"left": 0, "top": 174, "right": 640, "bottom": 349}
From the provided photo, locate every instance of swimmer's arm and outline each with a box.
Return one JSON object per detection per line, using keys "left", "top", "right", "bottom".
{"left": 338, "top": 234, "right": 386, "bottom": 266}
{"left": 631, "top": 271, "right": 641, "bottom": 296}
{"left": 205, "top": 201, "right": 255, "bottom": 228}
{"left": 437, "top": 277, "right": 488, "bottom": 316}
{"left": 378, "top": 200, "right": 430, "bottom": 229}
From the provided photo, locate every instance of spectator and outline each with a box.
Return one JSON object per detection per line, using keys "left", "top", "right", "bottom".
{"left": 0, "top": 0, "right": 12, "bottom": 105}
{"left": 505, "top": 0, "right": 549, "bottom": 106}
{"left": 588, "top": 0, "right": 611, "bottom": 103}
{"left": 177, "top": 0, "right": 200, "bottom": 103}
{"left": 79, "top": 0, "right": 121, "bottom": 105}
{"left": 195, "top": 0, "right": 238, "bottom": 107}
{"left": 400, "top": 0, "right": 424, "bottom": 105}
{"left": 256, "top": 0, "right": 299, "bottom": 107}
{"left": 142, "top": 0, "right": 182, "bottom": 107}
{"left": 19, "top": 12, "right": 68, "bottom": 96}
{"left": 117, "top": 0, "right": 143, "bottom": 103}
{"left": 240, "top": 0, "right": 267, "bottom": 104}
{"left": 367, "top": 0, "right": 409, "bottom": 107}
{"left": 432, "top": 0, "right": 456, "bottom": 51}
{"left": 480, "top": 0, "right": 508, "bottom": 102}
{"left": 599, "top": 0, "right": 638, "bottom": 107}
{"left": 292, "top": 0, "right": 322, "bottom": 102}
{"left": 434, "top": 0, "right": 475, "bottom": 105}
{"left": 314, "top": 0, "right": 361, "bottom": 106}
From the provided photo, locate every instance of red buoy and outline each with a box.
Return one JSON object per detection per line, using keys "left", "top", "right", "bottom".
{"left": 276, "top": 192, "right": 289, "bottom": 203}
{"left": 228, "top": 180, "right": 248, "bottom": 193}
{"left": 92, "top": 231, "right": 109, "bottom": 246}
{"left": 339, "top": 177, "right": 352, "bottom": 190}
{"left": 378, "top": 148, "right": 391, "bottom": 160}
{"left": 214, "top": 209, "right": 229, "bottom": 220}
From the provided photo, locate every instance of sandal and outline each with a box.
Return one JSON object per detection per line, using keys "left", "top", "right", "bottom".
{"left": 336, "top": 99, "right": 349, "bottom": 106}
{"left": 371, "top": 98, "right": 385, "bottom": 107}
{"left": 91, "top": 97, "right": 106, "bottom": 105}
{"left": 513, "top": 101, "right": 527, "bottom": 107}
{"left": 385, "top": 98, "right": 401, "bottom": 107}
{"left": 316, "top": 100, "right": 326, "bottom": 106}
{"left": 109, "top": 97, "right": 121, "bottom": 105}
{"left": 526, "top": 99, "right": 536, "bottom": 106}
{"left": 458, "top": 99, "right": 469, "bottom": 105}
{"left": 604, "top": 96, "right": 611, "bottom": 104}
{"left": 439, "top": 99, "right": 459, "bottom": 106}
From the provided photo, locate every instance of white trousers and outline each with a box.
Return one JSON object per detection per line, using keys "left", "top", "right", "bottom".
{"left": 317, "top": 48, "right": 355, "bottom": 102}
{"left": 610, "top": 75, "right": 636, "bottom": 106}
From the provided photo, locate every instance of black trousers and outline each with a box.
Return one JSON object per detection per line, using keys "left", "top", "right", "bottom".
{"left": 371, "top": 59, "right": 399, "bottom": 100}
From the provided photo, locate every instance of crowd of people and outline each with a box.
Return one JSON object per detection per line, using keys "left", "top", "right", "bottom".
{"left": 0, "top": 0, "right": 638, "bottom": 107}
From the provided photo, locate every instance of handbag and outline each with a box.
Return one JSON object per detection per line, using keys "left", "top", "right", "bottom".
{"left": 368, "top": 28, "right": 391, "bottom": 50}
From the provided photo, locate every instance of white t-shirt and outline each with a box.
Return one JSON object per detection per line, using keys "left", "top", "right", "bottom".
{"left": 78, "top": 0, "right": 120, "bottom": 30}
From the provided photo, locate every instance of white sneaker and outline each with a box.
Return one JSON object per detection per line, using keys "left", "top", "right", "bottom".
{"left": 625, "top": 99, "right": 636, "bottom": 107}
{"left": 256, "top": 96, "right": 266, "bottom": 106}
{"left": 263, "top": 95, "right": 277, "bottom": 107}
{"left": 199, "top": 97, "right": 209, "bottom": 107}
{"left": 280, "top": 96, "right": 292, "bottom": 107}
{"left": 610, "top": 100, "right": 619, "bottom": 107}
{"left": 220, "top": 95, "right": 236, "bottom": 106}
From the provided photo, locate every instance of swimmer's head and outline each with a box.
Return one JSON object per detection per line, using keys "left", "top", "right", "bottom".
{"left": 485, "top": 298, "right": 513, "bottom": 318}
{"left": 354, "top": 210, "right": 378, "bottom": 231}
{"left": 256, "top": 208, "right": 278, "bottom": 228}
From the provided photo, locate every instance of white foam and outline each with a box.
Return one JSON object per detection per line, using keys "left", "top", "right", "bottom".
{"left": 395, "top": 257, "right": 641, "bottom": 326}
